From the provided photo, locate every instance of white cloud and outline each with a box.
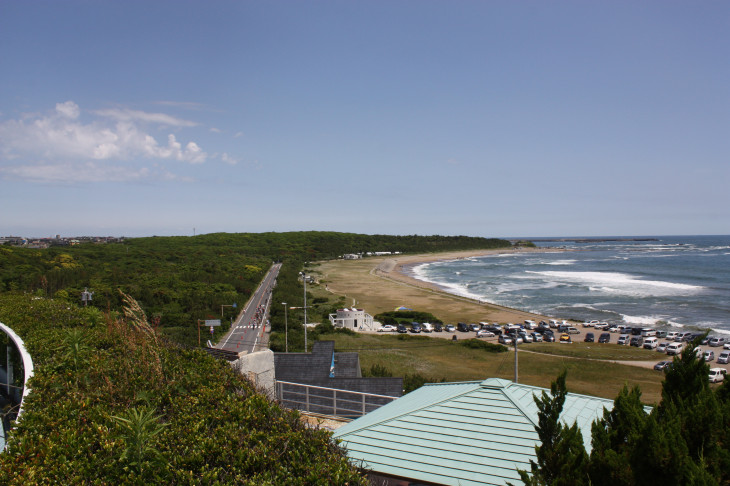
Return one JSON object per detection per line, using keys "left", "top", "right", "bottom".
{"left": 221, "top": 153, "right": 238, "bottom": 165}
{"left": 233, "top": 131, "right": 245, "bottom": 138}
{"left": 56, "top": 101, "right": 80, "bottom": 119}
{"left": 0, "top": 101, "right": 208, "bottom": 167}
{"left": 209, "top": 127, "right": 221, "bottom": 133}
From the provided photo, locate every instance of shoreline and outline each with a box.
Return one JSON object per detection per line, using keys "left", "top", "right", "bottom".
{"left": 363, "top": 247, "right": 569, "bottom": 324}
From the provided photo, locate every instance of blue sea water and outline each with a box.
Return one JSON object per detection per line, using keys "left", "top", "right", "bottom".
{"left": 409, "top": 236, "right": 730, "bottom": 333}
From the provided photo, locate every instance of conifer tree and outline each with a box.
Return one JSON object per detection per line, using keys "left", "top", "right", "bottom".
{"left": 516, "top": 371, "right": 589, "bottom": 486}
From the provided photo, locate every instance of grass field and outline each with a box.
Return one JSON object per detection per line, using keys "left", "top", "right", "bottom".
{"left": 320, "top": 332, "right": 666, "bottom": 405}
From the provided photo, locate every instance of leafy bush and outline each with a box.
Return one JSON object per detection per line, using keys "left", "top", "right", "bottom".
{"left": 460, "top": 339, "right": 509, "bottom": 353}
{"left": 0, "top": 294, "right": 366, "bottom": 485}
{"left": 374, "top": 310, "right": 444, "bottom": 324}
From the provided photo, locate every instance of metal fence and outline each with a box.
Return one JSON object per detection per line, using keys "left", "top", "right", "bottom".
{"left": 275, "top": 381, "right": 397, "bottom": 418}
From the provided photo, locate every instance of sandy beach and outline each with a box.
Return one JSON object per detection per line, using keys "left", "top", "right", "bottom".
{"left": 316, "top": 247, "right": 569, "bottom": 325}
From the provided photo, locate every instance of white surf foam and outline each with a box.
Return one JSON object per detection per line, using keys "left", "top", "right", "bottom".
{"left": 526, "top": 270, "right": 704, "bottom": 296}
{"left": 544, "top": 259, "right": 577, "bottom": 266}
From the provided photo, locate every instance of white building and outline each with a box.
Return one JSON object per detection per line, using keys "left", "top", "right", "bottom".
{"left": 329, "top": 308, "right": 375, "bottom": 331}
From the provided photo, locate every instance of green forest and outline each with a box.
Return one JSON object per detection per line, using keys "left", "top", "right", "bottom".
{"left": 1, "top": 231, "right": 510, "bottom": 348}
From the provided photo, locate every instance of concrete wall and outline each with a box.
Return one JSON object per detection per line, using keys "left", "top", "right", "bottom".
{"left": 230, "top": 349, "right": 276, "bottom": 398}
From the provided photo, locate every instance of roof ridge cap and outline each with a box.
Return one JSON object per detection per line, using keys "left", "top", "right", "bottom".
{"left": 334, "top": 382, "right": 479, "bottom": 438}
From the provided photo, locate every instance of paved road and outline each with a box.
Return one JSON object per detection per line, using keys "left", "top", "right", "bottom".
{"left": 216, "top": 263, "right": 281, "bottom": 354}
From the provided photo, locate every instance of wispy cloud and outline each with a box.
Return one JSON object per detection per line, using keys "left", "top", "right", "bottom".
{"left": 93, "top": 107, "right": 198, "bottom": 127}
{"left": 0, "top": 161, "right": 151, "bottom": 184}
{"left": 220, "top": 153, "right": 238, "bottom": 165}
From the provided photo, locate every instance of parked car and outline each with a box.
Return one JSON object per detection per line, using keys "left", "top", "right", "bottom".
{"left": 498, "top": 334, "right": 513, "bottom": 345}
{"left": 567, "top": 327, "right": 580, "bottom": 335}
{"left": 594, "top": 322, "right": 610, "bottom": 330}
{"left": 654, "top": 361, "right": 672, "bottom": 371}
{"left": 445, "top": 324, "right": 455, "bottom": 332}
{"left": 524, "top": 320, "right": 537, "bottom": 330}
{"left": 630, "top": 336, "right": 644, "bottom": 347}
{"left": 608, "top": 325, "right": 621, "bottom": 333}
{"left": 718, "top": 351, "right": 730, "bottom": 364}
{"left": 709, "top": 368, "right": 727, "bottom": 383}
{"left": 483, "top": 325, "right": 502, "bottom": 336}
{"left": 378, "top": 325, "right": 396, "bottom": 332}
{"left": 457, "top": 323, "right": 470, "bottom": 332}
{"left": 584, "top": 333, "right": 595, "bottom": 343}
{"left": 433, "top": 323, "right": 443, "bottom": 332}
{"left": 666, "top": 331, "right": 679, "bottom": 341}
{"left": 397, "top": 325, "right": 408, "bottom": 333}
{"left": 641, "top": 328, "right": 656, "bottom": 337}
{"left": 518, "top": 332, "right": 533, "bottom": 343}
{"left": 657, "top": 342, "right": 670, "bottom": 353}
{"left": 476, "top": 330, "right": 495, "bottom": 338}
{"left": 559, "top": 333, "right": 572, "bottom": 343}
{"left": 598, "top": 333, "right": 611, "bottom": 343}
{"left": 703, "top": 350, "right": 715, "bottom": 362}
{"left": 666, "top": 342, "right": 685, "bottom": 355}
{"left": 724, "top": 342, "right": 730, "bottom": 350}
{"left": 709, "top": 337, "right": 727, "bottom": 347}
{"left": 617, "top": 334, "right": 631, "bottom": 345}
{"left": 583, "top": 320, "right": 599, "bottom": 328}
{"left": 643, "top": 337, "right": 658, "bottom": 349}
{"left": 468, "top": 323, "right": 481, "bottom": 332}
{"left": 410, "top": 323, "right": 422, "bottom": 333}
{"left": 543, "top": 332, "right": 556, "bottom": 342}
{"left": 531, "top": 332, "right": 543, "bottom": 342}
{"left": 421, "top": 323, "right": 433, "bottom": 333}
{"left": 656, "top": 330, "right": 667, "bottom": 338}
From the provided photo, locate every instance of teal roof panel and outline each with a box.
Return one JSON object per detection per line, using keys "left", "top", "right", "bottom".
{"left": 334, "top": 377, "right": 618, "bottom": 486}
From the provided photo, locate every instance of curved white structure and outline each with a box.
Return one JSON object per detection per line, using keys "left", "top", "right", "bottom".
{"left": 0, "top": 322, "right": 34, "bottom": 421}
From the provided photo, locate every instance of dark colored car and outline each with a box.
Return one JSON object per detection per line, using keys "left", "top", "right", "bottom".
{"left": 433, "top": 323, "right": 443, "bottom": 332}
{"left": 397, "top": 324, "right": 408, "bottom": 333}
{"left": 410, "top": 323, "right": 422, "bottom": 333}
{"left": 598, "top": 333, "right": 611, "bottom": 343}
{"left": 631, "top": 327, "right": 642, "bottom": 336}
{"left": 484, "top": 325, "right": 502, "bottom": 336}
{"left": 630, "top": 336, "right": 644, "bottom": 347}
{"left": 457, "top": 322, "right": 470, "bottom": 332}
{"left": 584, "top": 333, "right": 595, "bottom": 343}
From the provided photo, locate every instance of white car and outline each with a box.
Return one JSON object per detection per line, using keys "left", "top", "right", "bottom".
{"left": 476, "top": 330, "right": 495, "bottom": 338}
{"left": 608, "top": 326, "right": 621, "bottom": 333}
{"left": 583, "top": 320, "right": 599, "bottom": 328}
{"left": 666, "top": 331, "right": 679, "bottom": 341}
{"left": 377, "top": 325, "right": 396, "bottom": 332}
{"left": 709, "top": 368, "right": 726, "bottom": 383}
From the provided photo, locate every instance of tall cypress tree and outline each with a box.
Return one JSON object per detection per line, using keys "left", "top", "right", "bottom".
{"left": 516, "top": 371, "right": 589, "bottom": 486}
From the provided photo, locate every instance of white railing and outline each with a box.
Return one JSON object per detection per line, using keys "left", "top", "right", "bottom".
{"left": 275, "top": 380, "right": 397, "bottom": 418}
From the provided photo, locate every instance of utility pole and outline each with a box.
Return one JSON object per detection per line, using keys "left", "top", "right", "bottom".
{"left": 282, "top": 302, "right": 288, "bottom": 353}
{"left": 514, "top": 338, "right": 518, "bottom": 383}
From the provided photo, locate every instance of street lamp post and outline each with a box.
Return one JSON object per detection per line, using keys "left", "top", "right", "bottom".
{"left": 282, "top": 302, "right": 288, "bottom": 353}
{"left": 299, "top": 272, "right": 308, "bottom": 352}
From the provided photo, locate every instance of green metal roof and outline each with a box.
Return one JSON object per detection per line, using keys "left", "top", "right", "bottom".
{"left": 333, "top": 377, "right": 616, "bottom": 486}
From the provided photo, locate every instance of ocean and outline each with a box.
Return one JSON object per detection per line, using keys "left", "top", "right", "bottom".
{"left": 408, "top": 235, "right": 730, "bottom": 334}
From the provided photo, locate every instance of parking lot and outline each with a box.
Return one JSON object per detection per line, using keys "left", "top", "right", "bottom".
{"left": 372, "top": 321, "right": 730, "bottom": 376}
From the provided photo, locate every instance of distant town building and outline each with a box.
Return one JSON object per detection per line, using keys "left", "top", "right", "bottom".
{"left": 329, "top": 308, "right": 375, "bottom": 331}
{"left": 342, "top": 253, "right": 361, "bottom": 260}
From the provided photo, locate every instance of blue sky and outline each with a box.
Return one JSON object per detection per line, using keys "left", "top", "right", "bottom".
{"left": 1, "top": 1, "right": 727, "bottom": 238}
